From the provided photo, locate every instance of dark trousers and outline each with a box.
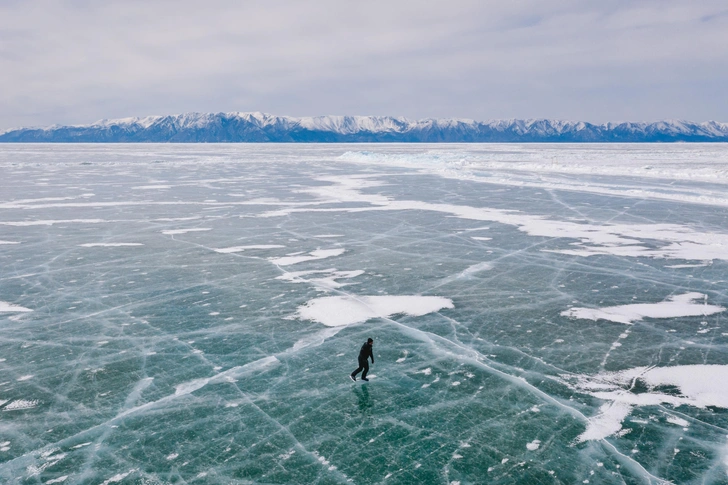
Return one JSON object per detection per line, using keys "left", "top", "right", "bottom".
{"left": 351, "top": 357, "right": 369, "bottom": 379}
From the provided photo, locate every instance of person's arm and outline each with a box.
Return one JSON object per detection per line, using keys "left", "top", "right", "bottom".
{"left": 370, "top": 346, "right": 374, "bottom": 364}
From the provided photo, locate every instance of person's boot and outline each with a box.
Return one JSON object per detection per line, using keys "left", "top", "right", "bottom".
{"left": 349, "top": 375, "right": 356, "bottom": 382}
{"left": 361, "top": 377, "right": 369, "bottom": 381}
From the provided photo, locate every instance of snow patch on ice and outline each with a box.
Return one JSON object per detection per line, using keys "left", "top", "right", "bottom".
{"left": 0, "top": 219, "right": 105, "bottom": 226}
{"left": 666, "top": 415, "right": 689, "bottom": 427}
{"left": 153, "top": 216, "right": 201, "bottom": 222}
{"left": 566, "top": 364, "right": 728, "bottom": 441}
{"left": 78, "top": 243, "right": 143, "bottom": 247}
{"left": 526, "top": 439, "right": 541, "bottom": 450}
{"left": 46, "top": 476, "right": 69, "bottom": 484}
{"left": 562, "top": 292, "right": 725, "bottom": 325}
{"left": 4, "top": 399, "right": 40, "bottom": 410}
{"left": 577, "top": 402, "right": 633, "bottom": 442}
{"left": 270, "top": 248, "right": 345, "bottom": 266}
{"left": 101, "top": 469, "right": 138, "bottom": 484}
{"left": 0, "top": 301, "right": 32, "bottom": 312}
{"left": 214, "top": 245, "right": 284, "bottom": 253}
{"left": 592, "top": 365, "right": 728, "bottom": 409}
{"left": 438, "top": 261, "right": 493, "bottom": 286}
{"left": 666, "top": 262, "right": 712, "bottom": 268}
{"left": 132, "top": 185, "right": 171, "bottom": 189}
{"left": 295, "top": 295, "right": 454, "bottom": 327}
{"left": 279, "top": 449, "right": 295, "bottom": 460}
{"left": 162, "top": 228, "right": 212, "bottom": 235}
{"left": 276, "top": 268, "right": 363, "bottom": 289}
{"left": 458, "top": 261, "right": 492, "bottom": 277}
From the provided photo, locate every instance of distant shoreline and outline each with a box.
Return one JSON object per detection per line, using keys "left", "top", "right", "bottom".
{"left": 3, "top": 140, "right": 728, "bottom": 143}
{"left": 2, "top": 112, "right": 727, "bottom": 143}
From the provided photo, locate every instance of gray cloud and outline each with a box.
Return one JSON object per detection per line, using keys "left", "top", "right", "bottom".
{"left": 1, "top": 0, "right": 727, "bottom": 130}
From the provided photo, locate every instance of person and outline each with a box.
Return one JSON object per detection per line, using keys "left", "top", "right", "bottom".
{"left": 350, "top": 338, "right": 374, "bottom": 382}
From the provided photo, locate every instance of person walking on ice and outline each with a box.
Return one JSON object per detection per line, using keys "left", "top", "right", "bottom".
{"left": 350, "top": 338, "right": 374, "bottom": 382}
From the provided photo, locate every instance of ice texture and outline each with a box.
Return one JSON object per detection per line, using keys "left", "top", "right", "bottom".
{"left": 0, "top": 143, "right": 727, "bottom": 484}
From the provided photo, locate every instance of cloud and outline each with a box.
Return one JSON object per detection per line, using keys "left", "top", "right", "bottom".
{"left": 1, "top": 0, "right": 727, "bottom": 129}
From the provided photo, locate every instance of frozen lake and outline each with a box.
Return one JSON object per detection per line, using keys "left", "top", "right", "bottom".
{"left": 1, "top": 143, "right": 728, "bottom": 484}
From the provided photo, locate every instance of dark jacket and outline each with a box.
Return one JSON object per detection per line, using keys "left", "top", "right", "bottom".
{"left": 358, "top": 342, "right": 374, "bottom": 364}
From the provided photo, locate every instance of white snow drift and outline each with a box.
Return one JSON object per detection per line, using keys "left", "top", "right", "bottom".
{"left": 295, "top": 295, "right": 453, "bottom": 327}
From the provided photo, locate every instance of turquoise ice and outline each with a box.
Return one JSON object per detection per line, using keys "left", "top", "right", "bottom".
{"left": 1, "top": 144, "right": 727, "bottom": 484}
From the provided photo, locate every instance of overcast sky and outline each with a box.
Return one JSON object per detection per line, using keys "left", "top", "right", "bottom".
{"left": 1, "top": 1, "right": 727, "bottom": 130}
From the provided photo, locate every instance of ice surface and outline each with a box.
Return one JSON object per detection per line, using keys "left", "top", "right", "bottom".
{"left": 0, "top": 143, "right": 727, "bottom": 484}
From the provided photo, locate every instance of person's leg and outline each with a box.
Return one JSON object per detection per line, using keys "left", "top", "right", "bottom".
{"left": 351, "top": 358, "right": 365, "bottom": 378}
{"left": 361, "top": 360, "right": 369, "bottom": 380}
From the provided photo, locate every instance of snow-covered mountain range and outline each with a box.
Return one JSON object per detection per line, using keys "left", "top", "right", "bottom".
{"left": 2, "top": 112, "right": 727, "bottom": 142}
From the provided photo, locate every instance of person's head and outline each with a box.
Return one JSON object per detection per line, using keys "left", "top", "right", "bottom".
{"left": 367, "top": 338, "right": 373, "bottom": 345}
